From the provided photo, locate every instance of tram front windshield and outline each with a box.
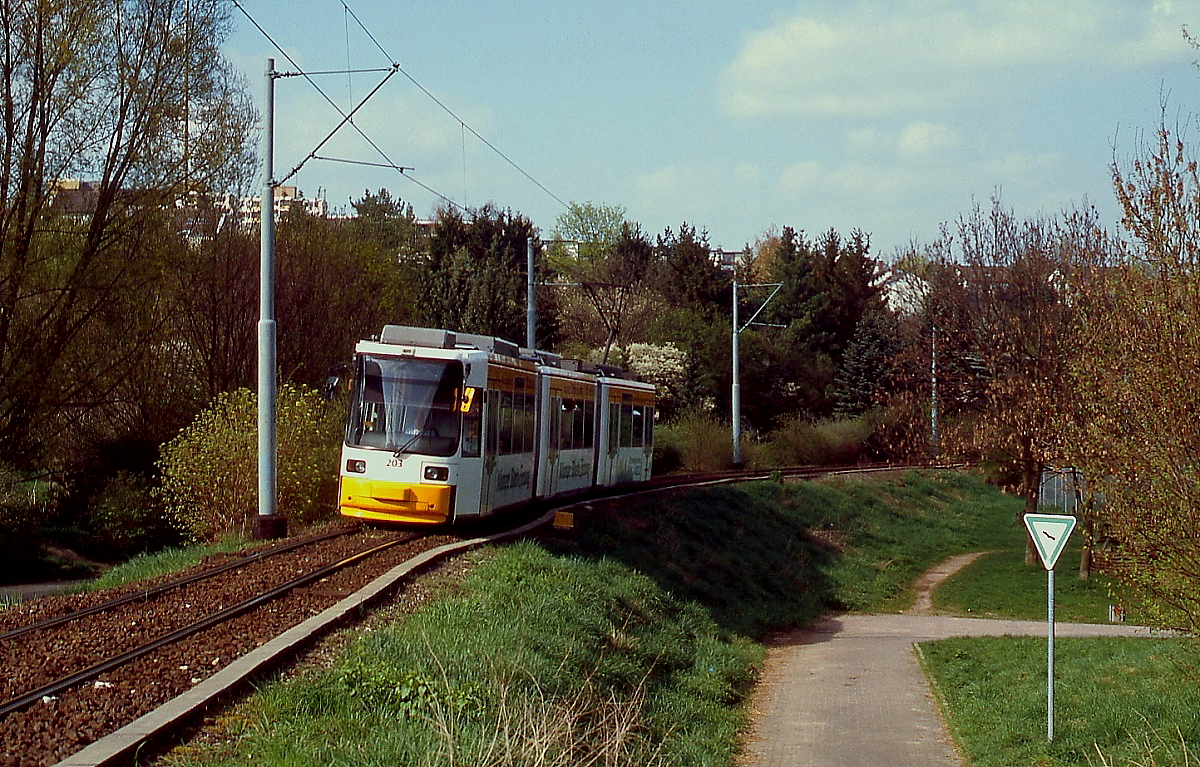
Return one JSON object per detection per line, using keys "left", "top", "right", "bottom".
{"left": 347, "top": 355, "right": 463, "bottom": 456}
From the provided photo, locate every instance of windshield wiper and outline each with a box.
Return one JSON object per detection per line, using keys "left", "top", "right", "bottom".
{"left": 392, "top": 425, "right": 439, "bottom": 457}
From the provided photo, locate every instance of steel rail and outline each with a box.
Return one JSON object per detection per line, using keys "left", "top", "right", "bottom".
{"left": 0, "top": 537, "right": 403, "bottom": 719}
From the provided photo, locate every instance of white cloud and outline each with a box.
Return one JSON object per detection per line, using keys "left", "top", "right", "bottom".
{"left": 779, "top": 160, "right": 823, "bottom": 193}
{"left": 845, "top": 127, "right": 889, "bottom": 156}
{"left": 720, "top": 0, "right": 1195, "bottom": 119}
{"left": 634, "top": 164, "right": 694, "bottom": 198}
{"left": 897, "top": 121, "right": 962, "bottom": 159}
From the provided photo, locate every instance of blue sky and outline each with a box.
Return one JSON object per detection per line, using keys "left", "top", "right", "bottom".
{"left": 225, "top": 1, "right": 1200, "bottom": 256}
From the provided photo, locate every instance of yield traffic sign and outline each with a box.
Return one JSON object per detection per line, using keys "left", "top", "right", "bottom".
{"left": 1023, "top": 514, "right": 1077, "bottom": 570}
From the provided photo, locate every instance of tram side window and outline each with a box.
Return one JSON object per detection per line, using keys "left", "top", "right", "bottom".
{"left": 510, "top": 391, "right": 525, "bottom": 454}
{"left": 462, "top": 395, "right": 481, "bottom": 458}
{"left": 643, "top": 405, "right": 654, "bottom": 447}
{"left": 557, "top": 398, "right": 592, "bottom": 451}
{"left": 572, "top": 400, "right": 586, "bottom": 449}
{"left": 551, "top": 398, "right": 564, "bottom": 451}
{"left": 582, "top": 401, "right": 595, "bottom": 448}
{"left": 498, "top": 391, "right": 513, "bottom": 454}
{"left": 608, "top": 403, "right": 621, "bottom": 453}
{"left": 619, "top": 403, "right": 635, "bottom": 447}
{"left": 489, "top": 387, "right": 537, "bottom": 456}
{"left": 557, "top": 399, "right": 572, "bottom": 451}
{"left": 485, "top": 391, "right": 498, "bottom": 455}
{"left": 520, "top": 391, "right": 536, "bottom": 453}
{"left": 631, "top": 406, "right": 645, "bottom": 448}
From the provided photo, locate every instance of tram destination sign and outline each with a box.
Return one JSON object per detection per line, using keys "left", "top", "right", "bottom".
{"left": 1023, "top": 513, "right": 1077, "bottom": 571}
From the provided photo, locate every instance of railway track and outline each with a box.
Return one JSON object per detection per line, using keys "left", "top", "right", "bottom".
{"left": 1, "top": 461, "right": 933, "bottom": 766}
{"left": 0, "top": 525, "right": 461, "bottom": 766}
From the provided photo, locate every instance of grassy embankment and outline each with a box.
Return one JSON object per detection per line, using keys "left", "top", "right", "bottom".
{"left": 158, "top": 470, "right": 1019, "bottom": 766}
{"left": 920, "top": 517, "right": 1200, "bottom": 766}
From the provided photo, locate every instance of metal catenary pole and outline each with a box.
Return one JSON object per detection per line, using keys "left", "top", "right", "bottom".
{"left": 731, "top": 279, "right": 741, "bottom": 465}
{"left": 931, "top": 325, "right": 939, "bottom": 456}
{"left": 731, "top": 277, "right": 782, "bottom": 467}
{"left": 255, "top": 58, "right": 284, "bottom": 540}
{"left": 526, "top": 237, "right": 536, "bottom": 349}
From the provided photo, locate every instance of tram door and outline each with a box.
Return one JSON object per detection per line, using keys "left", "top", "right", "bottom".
{"left": 455, "top": 379, "right": 485, "bottom": 519}
{"left": 479, "top": 361, "right": 538, "bottom": 514}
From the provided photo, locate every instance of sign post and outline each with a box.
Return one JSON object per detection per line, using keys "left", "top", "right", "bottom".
{"left": 1023, "top": 513, "right": 1077, "bottom": 743}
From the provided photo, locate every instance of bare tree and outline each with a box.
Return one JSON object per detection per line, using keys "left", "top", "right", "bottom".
{"left": 551, "top": 203, "right": 655, "bottom": 363}
{"left": 0, "top": 0, "right": 255, "bottom": 465}
{"left": 916, "top": 200, "right": 1104, "bottom": 565}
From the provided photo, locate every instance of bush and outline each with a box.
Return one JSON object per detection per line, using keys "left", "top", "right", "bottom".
{"left": 86, "top": 471, "right": 183, "bottom": 561}
{"left": 760, "top": 415, "right": 872, "bottom": 467}
{"left": 0, "top": 465, "right": 51, "bottom": 582}
{"left": 158, "top": 384, "right": 342, "bottom": 541}
{"left": 655, "top": 410, "right": 734, "bottom": 473}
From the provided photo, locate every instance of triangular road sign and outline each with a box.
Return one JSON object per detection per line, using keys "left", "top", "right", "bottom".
{"left": 1024, "top": 513, "right": 1077, "bottom": 570}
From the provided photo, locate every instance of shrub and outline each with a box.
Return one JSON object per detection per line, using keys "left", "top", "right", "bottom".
{"left": 655, "top": 410, "right": 734, "bottom": 473}
{"left": 158, "top": 384, "right": 342, "bottom": 541}
{"left": 86, "top": 471, "right": 183, "bottom": 560}
{"left": 761, "top": 415, "right": 873, "bottom": 467}
{"left": 0, "top": 465, "right": 50, "bottom": 582}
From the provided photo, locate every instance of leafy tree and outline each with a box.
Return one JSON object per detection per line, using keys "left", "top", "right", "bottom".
{"left": 276, "top": 199, "right": 420, "bottom": 387}
{"left": 912, "top": 200, "right": 1104, "bottom": 565}
{"left": 349, "top": 188, "right": 426, "bottom": 260}
{"left": 548, "top": 200, "right": 626, "bottom": 271}
{"left": 654, "top": 224, "right": 730, "bottom": 317}
{"left": 169, "top": 203, "right": 258, "bottom": 400}
{"left": 550, "top": 203, "right": 655, "bottom": 362}
{"left": 641, "top": 224, "right": 733, "bottom": 420}
{"left": 1068, "top": 118, "right": 1200, "bottom": 624}
{"left": 754, "top": 227, "right": 885, "bottom": 424}
{"left": 815, "top": 229, "right": 885, "bottom": 362}
{"left": 580, "top": 222, "right": 655, "bottom": 362}
{"left": 0, "top": 0, "right": 255, "bottom": 466}
{"left": 422, "top": 204, "right": 541, "bottom": 344}
{"left": 834, "top": 308, "right": 898, "bottom": 418}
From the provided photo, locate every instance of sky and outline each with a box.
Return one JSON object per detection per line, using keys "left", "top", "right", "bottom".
{"left": 225, "top": 0, "right": 1200, "bottom": 257}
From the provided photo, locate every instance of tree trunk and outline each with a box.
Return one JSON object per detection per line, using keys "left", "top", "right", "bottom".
{"left": 1078, "top": 494, "right": 1093, "bottom": 581}
{"left": 1020, "top": 441, "right": 1041, "bottom": 566}
{"left": 1023, "top": 489, "right": 1039, "bottom": 566}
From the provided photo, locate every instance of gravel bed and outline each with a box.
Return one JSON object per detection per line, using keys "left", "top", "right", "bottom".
{"left": 0, "top": 530, "right": 458, "bottom": 766}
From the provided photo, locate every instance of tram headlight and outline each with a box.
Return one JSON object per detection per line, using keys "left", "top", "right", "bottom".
{"left": 346, "top": 459, "right": 367, "bottom": 474}
{"left": 423, "top": 465, "right": 449, "bottom": 482}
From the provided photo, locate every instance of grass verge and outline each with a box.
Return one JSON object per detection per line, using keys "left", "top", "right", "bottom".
{"left": 933, "top": 534, "right": 1136, "bottom": 624}
{"left": 161, "top": 470, "right": 1023, "bottom": 766}
{"left": 920, "top": 636, "right": 1200, "bottom": 766}
{"left": 165, "top": 541, "right": 762, "bottom": 766}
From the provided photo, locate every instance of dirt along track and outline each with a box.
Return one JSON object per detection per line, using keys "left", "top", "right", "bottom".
{"left": 0, "top": 526, "right": 462, "bottom": 767}
{"left": 739, "top": 552, "right": 1162, "bottom": 767}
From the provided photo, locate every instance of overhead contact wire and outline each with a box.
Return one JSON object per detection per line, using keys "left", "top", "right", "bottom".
{"left": 340, "top": 0, "right": 569, "bottom": 210}
{"left": 231, "top": 0, "right": 463, "bottom": 211}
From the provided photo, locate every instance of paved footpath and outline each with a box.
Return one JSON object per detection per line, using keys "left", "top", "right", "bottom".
{"left": 738, "top": 555, "right": 1163, "bottom": 767}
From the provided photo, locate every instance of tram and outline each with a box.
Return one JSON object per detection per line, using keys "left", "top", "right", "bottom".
{"left": 337, "top": 325, "right": 654, "bottom": 525}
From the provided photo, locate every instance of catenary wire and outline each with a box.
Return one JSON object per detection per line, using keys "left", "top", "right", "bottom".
{"left": 339, "top": 0, "right": 569, "bottom": 210}
{"left": 231, "top": 0, "right": 463, "bottom": 211}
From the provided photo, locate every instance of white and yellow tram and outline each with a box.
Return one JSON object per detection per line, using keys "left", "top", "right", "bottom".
{"left": 338, "top": 325, "right": 654, "bottom": 525}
